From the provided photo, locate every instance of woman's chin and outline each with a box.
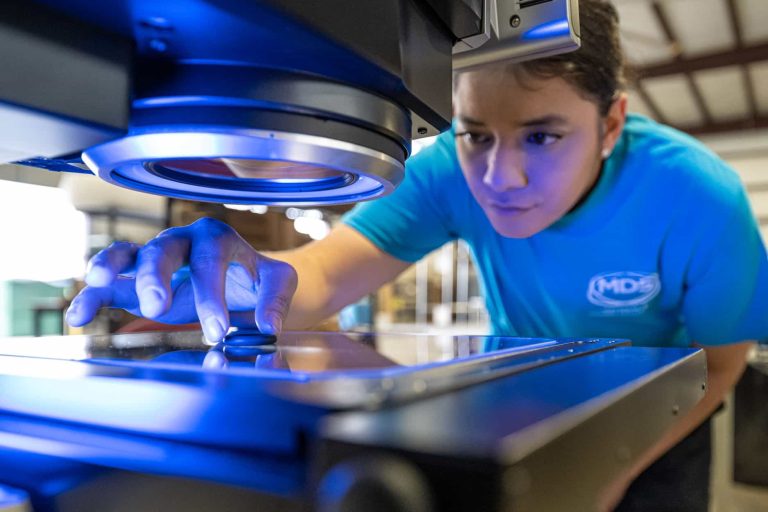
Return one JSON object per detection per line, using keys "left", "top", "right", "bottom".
{"left": 488, "top": 213, "right": 550, "bottom": 239}
{"left": 490, "top": 221, "right": 540, "bottom": 239}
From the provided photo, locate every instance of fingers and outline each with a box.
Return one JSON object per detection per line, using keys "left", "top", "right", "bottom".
{"left": 66, "top": 288, "right": 107, "bottom": 327}
{"left": 85, "top": 241, "right": 140, "bottom": 287}
{"left": 66, "top": 286, "right": 114, "bottom": 327}
{"left": 188, "top": 218, "right": 253, "bottom": 343}
{"left": 134, "top": 228, "right": 190, "bottom": 319}
{"left": 185, "top": 218, "right": 295, "bottom": 337}
{"left": 86, "top": 231, "right": 192, "bottom": 320}
{"left": 66, "top": 277, "right": 142, "bottom": 327}
{"left": 253, "top": 258, "right": 298, "bottom": 334}
{"left": 72, "top": 217, "right": 296, "bottom": 341}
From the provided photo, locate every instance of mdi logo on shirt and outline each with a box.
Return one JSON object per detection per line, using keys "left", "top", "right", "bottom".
{"left": 587, "top": 271, "right": 661, "bottom": 311}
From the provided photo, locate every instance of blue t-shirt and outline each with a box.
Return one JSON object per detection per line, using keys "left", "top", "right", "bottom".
{"left": 343, "top": 114, "right": 768, "bottom": 347}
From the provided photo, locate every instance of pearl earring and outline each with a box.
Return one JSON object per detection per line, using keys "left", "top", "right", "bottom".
{"left": 601, "top": 147, "right": 612, "bottom": 159}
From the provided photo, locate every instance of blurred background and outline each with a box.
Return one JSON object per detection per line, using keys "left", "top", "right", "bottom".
{"left": 0, "top": 1, "right": 766, "bottom": 509}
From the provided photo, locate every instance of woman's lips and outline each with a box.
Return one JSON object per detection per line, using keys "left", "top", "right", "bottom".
{"left": 488, "top": 201, "right": 536, "bottom": 213}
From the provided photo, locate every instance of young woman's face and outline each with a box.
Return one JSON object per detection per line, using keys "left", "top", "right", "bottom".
{"left": 454, "top": 68, "right": 611, "bottom": 238}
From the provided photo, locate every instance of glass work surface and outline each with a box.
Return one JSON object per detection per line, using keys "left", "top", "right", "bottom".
{"left": 0, "top": 331, "right": 569, "bottom": 373}
{"left": 0, "top": 331, "right": 631, "bottom": 442}
{"left": 0, "top": 330, "right": 625, "bottom": 378}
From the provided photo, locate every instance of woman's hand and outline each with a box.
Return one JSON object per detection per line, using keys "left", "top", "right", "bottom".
{"left": 65, "top": 217, "right": 298, "bottom": 342}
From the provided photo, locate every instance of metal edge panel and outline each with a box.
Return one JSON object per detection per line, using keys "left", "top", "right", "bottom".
{"left": 502, "top": 349, "right": 706, "bottom": 511}
{"left": 313, "top": 347, "right": 706, "bottom": 511}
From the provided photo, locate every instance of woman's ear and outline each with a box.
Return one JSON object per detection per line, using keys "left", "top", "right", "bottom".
{"left": 601, "top": 93, "right": 628, "bottom": 159}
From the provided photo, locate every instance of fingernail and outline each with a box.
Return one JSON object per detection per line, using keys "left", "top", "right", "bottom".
{"left": 139, "top": 288, "right": 165, "bottom": 317}
{"left": 267, "top": 314, "right": 283, "bottom": 334}
{"left": 203, "top": 317, "right": 226, "bottom": 343}
{"left": 65, "top": 302, "right": 79, "bottom": 324}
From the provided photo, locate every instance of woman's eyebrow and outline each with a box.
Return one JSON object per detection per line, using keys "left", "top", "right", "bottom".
{"left": 519, "top": 114, "right": 569, "bottom": 127}
{"left": 456, "top": 115, "right": 485, "bottom": 126}
{"left": 456, "top": 114, "right": 570, "bottom": 128}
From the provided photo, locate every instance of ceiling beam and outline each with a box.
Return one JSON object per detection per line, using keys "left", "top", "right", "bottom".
{"left": 684, "top": 115, "right": 768, "bottom": 136}
{"left": 632, "top": 81, "right": 668, "bottom": 125}
{"left": 648, "top": 2, "right": 713, "bottom": 124}
{"left": 684, "top": 75, "right": 713, "bottom": 125}
{"left": 742, "top": 66, "right": 759, "bottom": 123}
{"left": 649, "top": 2, "right": 676, "bottom": 47}
{"left": 725, "top": 0, "right": 744, "bottom": 46}
{"left": 724, "top": 0, "right": 760, "bottom": 123}
{"left": 634, "top": 42, "right": 768, "bottom": 79}
{"left": 627, "top": 0, "right": 767, "bottom": 137}
{"left": 746, "top": 183, "right": 768, "bottom": 194}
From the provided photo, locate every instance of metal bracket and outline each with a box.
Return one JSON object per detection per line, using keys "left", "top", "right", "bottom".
{"left": 452, "top": 0, "right": 580, "bottom": 71}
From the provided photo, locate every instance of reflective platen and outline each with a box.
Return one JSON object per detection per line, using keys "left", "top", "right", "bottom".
{"left": 0, "top": 331, "right": 630, "bottom": 411}
{"left": 0, "top": 331, "right": 635, "bottom": 394}
{"left": 0, "top": 330, "right": 602, "bottom": 372}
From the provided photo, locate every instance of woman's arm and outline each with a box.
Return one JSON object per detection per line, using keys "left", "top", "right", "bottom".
{"left": 266, "top": 224, "right": 412, "bottom": 329}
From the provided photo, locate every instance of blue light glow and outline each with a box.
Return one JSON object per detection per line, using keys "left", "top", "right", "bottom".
{"left": 134, "top": 95, "right": 283, "bottom": 110}
{"left": 82, "top": 130, "right": 400, "bottom": 205}
{"left": 0, "top": 429, "right": 164, "bottom": 462}
{"left": 0, "top": 484, "right": 28, "bottom": 507}
{"left": 0, "top": 359, "right": 210, "bottom": 435}
{"left": 523, "top": 19, "right": 570, "bottom": 40}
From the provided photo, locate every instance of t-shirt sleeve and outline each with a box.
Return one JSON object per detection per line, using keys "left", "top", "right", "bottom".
{"left": 342, "top": 136, "right": 462, "bottom": 262}
{"left": 682, "top": 180, "right": 768, "bottom": 345}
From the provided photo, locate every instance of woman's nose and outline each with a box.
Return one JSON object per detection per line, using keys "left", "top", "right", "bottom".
{"left": 483, "top": 148, "right": 527, "bottom": 192}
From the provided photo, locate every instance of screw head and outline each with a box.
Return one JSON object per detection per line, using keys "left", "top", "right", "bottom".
{"left": 505, "top": 467, "right": 531, "bottom": 495}
{"left": 616, "top": 446, "right": 632, "bottom": 462}
{"left": 148, "top": 38, "right": 168, "bottom": 53}
{"left": 510, "top": 15, "right": 522, "bottom": 28}
{"left": 140, "top": 17, "right": 173, "bottom": 31}
{"left": 417, "top": 127, "right": 428, "bottom": 135}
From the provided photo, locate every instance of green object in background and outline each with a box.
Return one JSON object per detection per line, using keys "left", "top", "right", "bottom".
{"left": 0, "top": 281, "right": 66, "bottom": 336}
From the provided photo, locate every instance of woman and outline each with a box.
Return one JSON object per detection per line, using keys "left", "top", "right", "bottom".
{"left": 66, "top": 1, "right": 767, "bottom": 509}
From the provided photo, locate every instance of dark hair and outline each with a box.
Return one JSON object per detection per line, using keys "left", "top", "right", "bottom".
{"left": 513, "top": 0, "right": 626, "bottom": 116}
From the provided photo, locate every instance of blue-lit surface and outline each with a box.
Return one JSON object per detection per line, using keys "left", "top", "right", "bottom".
{"left": 523, "top": 19, "right": 572, "bottom": 40}
{"left": 0, "top": 332, "right": 628, "bottom": 453}
{"left": 0, "top": 484, "right": 28, "bottom": 507}
{"left": 0, "top": 330, "right": 703, "bottom": 507}
{"left": 0, "top": 331, "right": 619, "bottom": 380}
{"left": 0, "top": 415, "right": 304, "bottom": 496}
{"left": 15, "top": 156, "right": 92, "bottom": 174}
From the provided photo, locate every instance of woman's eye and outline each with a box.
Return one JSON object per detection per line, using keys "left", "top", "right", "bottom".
{"left": 526, "top": 132, "right": 561, "bottom": 146}
{"left": 457, "top": 132, "right": 492, "bottom": 145}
